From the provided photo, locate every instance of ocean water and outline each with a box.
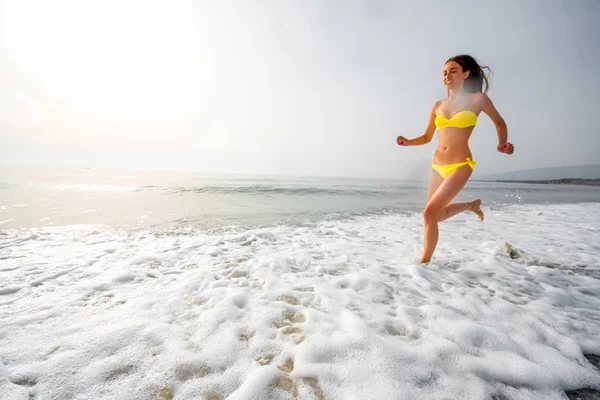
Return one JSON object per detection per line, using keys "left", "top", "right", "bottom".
{"left": 1, "top": 166, "right": 600, "bottom": 399}
{"left": 1, "top": 166, "right": 600, "bottom": 231}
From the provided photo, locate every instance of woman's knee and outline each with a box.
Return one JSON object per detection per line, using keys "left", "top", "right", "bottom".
{"left": 423, "top": 205, "right": 442, "bottom": 224}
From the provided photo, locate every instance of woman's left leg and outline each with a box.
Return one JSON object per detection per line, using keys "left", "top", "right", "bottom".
{"left": 438, "top": 199, "right": 484, "bottom": 222}
{"left": 421, "top": 166, "right": 473, "bottom": 263}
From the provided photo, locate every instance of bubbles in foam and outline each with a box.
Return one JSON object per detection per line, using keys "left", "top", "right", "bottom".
{"left": 0, "top": 203, "right": 599, "bottom": 398}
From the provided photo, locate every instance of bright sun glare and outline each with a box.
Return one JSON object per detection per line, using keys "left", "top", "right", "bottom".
{"left": 0, "top": 88, "right": 41, "bottom": 126}
{"left": 8, "top": 0, "right": 181, "bottom": 101}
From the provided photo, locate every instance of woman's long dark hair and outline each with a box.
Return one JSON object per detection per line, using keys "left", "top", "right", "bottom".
{"left": 446, "top": 54, "right": 491, "bottom": 93}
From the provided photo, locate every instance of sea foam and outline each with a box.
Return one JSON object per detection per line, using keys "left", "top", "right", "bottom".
{"left": 1, "top": 203, "right": 599, "bottom": 399}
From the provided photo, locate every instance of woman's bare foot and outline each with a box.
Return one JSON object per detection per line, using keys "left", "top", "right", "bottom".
{"left": 469, "top": 198, "right": 484, "bottom": 221}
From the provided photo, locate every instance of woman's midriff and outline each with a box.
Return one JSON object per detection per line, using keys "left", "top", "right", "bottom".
{"left": 432, "top": 127, "right": 474, "bottom": 164}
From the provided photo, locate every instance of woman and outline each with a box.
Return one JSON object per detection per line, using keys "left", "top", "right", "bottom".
{"left": 397, "top": 54, "right": 514, "bottom": 263}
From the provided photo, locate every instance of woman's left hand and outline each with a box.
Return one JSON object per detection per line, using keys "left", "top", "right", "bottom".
{"left": 497, "top": 142, "right": 514, "bottom": 155}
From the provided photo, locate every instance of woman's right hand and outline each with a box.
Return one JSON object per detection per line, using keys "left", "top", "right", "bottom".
{"left": 396, "top": 136, "right": 409, "bottom": 146}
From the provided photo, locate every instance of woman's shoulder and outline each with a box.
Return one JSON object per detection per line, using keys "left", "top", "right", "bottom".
{"left": 431, "top": 99, "right": 445, "bottom": 111}
{"left": 471, "top": 92, "right": 490, "bottom": 105}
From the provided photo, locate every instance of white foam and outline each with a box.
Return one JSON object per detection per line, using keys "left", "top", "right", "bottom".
{"left": 1, "top": 203, "right": 599, "bottom": 399}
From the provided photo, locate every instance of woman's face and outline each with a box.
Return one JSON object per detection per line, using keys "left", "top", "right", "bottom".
{"left": 443, "top": 61, "right": 470, "bottom": 90}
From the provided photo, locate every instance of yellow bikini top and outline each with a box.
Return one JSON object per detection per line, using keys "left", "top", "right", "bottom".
{"left": 435, "top": 110, "right": 478, "bottom": 130}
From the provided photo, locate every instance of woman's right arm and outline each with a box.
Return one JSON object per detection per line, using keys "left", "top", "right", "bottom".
{"left": 397, "top": 102, "right": 438, "bottom": 146}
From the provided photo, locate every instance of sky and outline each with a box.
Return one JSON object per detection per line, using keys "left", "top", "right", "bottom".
{"left": 0, "top": 0, "right": 599, "bottom": 179}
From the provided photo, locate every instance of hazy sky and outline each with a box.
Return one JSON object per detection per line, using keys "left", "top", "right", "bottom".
{"left": 1, "top": 0, "right": 599, "bottom": 179}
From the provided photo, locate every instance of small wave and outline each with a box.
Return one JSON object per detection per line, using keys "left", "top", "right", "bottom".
{"left": 160, "top": 184, "right": 413, "bottom": 197}
{"left": 27, "top": 183, "right": 138, "bottom": 192}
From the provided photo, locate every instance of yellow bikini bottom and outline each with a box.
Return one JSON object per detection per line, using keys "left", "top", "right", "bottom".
{"left": 431, "top": 158, "right": 476, "bottom": 179}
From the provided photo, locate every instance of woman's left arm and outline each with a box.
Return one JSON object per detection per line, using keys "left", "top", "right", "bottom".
{"left": 480, "top": 93, "right": 513, "bottom": 155}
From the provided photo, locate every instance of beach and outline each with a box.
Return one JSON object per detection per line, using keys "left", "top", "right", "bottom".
{"left": 1, "top": 168, "right": 600, "bottom": 399}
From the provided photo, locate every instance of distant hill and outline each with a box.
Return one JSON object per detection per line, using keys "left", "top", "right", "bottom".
{"left": 478, "top": 165, "right": 600, "bottom": 181}
{"left": 485, "top": 178, "right": 600, "bottom": 186}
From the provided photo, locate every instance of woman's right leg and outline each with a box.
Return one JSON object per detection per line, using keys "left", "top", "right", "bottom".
{"left": 422, "top": 166, "right": 473, "bottom": 263}
{"left": 427, "top": 169, "right": 444, "bottom": 201}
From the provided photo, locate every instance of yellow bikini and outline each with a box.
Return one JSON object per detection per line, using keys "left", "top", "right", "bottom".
{"left": 431, "top": 157, "right": 477, "bottom": 179}
{"left": 431, "top": 110, "right": 478, "bottom": 179}
{"left": 434, "top": 110, "right": 478, "bottom": 130}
